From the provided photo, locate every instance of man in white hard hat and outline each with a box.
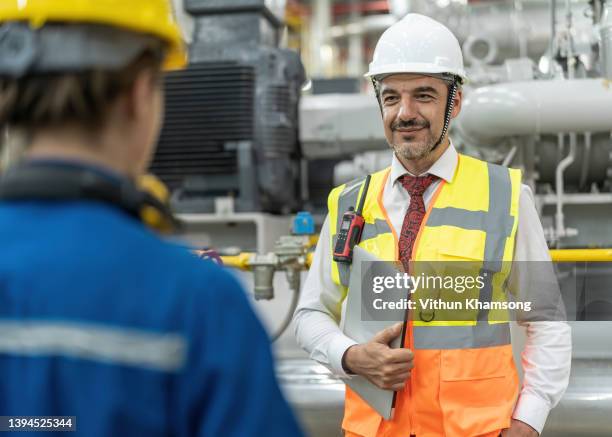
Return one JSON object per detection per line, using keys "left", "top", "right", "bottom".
{"left": 294, "top": 13, "right": 571, "bottom": 437}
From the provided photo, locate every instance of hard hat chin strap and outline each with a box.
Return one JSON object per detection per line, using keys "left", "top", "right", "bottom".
{"left": 431, "top": 79, "right": 458, "bottom": 151}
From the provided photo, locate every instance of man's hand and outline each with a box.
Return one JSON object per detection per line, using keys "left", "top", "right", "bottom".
{"left": 500, "top": 419, "right": 539, "bottom": 437}
{"left": 342, "top": 322, "right": 413, "bottom": 391}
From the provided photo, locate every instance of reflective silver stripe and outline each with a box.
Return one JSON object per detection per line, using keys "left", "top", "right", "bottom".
{"left": 361, "top": 219, "right": 392, "bottom": 241}
{"left": 412, "top": 323, "right": 511, "bottom": 349}
{"left": 426, "top": 208, "right": 513, "bottom": 236}
{"left": 425, "top": 163, "right": 514, "bottom": 263}
{"left": 483, "top": 163, "right": 513, "bottom": 264}
{"left": 478, "top": 164, "right": 513, "bottom": 322}
{"left": 335, "top": 177, "right": 365, "bottom": 234}
{"left": 0, "top": 322, "right": 187, "bottom": 372}
{"left": 425, "top": 163, "right": 515, "bottom": 323}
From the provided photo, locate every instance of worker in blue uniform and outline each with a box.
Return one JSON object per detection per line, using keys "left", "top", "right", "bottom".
{"left": 0, "top": 1, "right": 303, "bottom": 436}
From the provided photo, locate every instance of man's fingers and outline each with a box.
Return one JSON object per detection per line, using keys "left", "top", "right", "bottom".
{"left": 384, "top": 347, "right": 414, "bottom": 364}
{"left": 378, "top": 370, "right": 411, "bottom": 390}
{"left": 379, "top": 378, "right": 408, "bottom": 391}
{"left": 372, "top": 322, "right": 403, "bottom": 344}
{"left": 380, "top": 362, "right": 412, "bottom": 377}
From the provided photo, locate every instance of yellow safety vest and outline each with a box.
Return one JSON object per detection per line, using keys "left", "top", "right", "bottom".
{"left": 328, "top": 154, "right": 522, "bottom": 437}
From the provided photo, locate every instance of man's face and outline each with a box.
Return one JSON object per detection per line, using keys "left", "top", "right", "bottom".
{"left": 379, "top": 74, "right": 461, "bottom": 161}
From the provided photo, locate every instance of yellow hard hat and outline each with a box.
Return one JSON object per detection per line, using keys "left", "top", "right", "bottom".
{"left": 0, "top": 0, "right": 187, "bottom": 71}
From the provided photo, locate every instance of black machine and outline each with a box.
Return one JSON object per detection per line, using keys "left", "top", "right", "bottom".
{"left": 151, "top": 0, "right": 306, "bottom": 214}
{"left": 333, "top": 175, "right": 371, "bottom": 264}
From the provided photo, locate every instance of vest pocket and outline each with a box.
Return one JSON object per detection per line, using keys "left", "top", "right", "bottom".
{"left": 439, "top": 346, "right": 518, "bottom": 435}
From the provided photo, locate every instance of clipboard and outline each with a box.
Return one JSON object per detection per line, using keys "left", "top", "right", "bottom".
{"left": 342, "top": 246, "right": 407, "bottom": 420}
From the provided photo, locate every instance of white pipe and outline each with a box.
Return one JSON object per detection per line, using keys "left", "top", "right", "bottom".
{"left": 602, "top": 1, "right": 612, "bottom": 80}
{"left": 502, "top": 145, "right": 518, "bottom": 167}
{"left": 550, "top": 0, "right": 557, "bottom": 67}
{"left": 579, "top": 132, "right": 592, "bottom": 189}
{"left": 346, "top": 0, "right": 364, "bottom": 76}
{"left": 456, "top": 79, "right": 612, "bottom": 143}
{"left": 565, "top": 0, "right": 575, "bottom": 80}
{"left": 398, "top": 0, "right": 591, "bottom": 64}
{"left": 556, "top": 133, "right": 576, "bottom": 242}
{"left": 310, "top": 0, "right": 332, "bottom": 77}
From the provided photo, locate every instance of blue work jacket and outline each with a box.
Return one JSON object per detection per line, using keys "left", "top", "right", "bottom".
{"left": 0, "top": 161, "right": 303, "bottom": 437}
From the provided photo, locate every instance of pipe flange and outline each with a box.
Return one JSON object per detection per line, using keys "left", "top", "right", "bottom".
{"left": 463, "top": 34, "right": 498, "bottom": 66}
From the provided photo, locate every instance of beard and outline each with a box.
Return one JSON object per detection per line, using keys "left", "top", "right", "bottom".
{"left": 390, "top": 119, "right": 438, "bottom": 161}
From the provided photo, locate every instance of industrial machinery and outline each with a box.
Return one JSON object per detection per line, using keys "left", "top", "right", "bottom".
{"left": 152, "top": 0, "right": 305, "bottom": 214}
{"left": 168, "top": 0, "right": 612, "bottom": 436}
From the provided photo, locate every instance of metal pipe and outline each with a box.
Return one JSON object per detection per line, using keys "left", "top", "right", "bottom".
{"left": 310, "top": 0, "right": 332, "bottom": 77}
{"left": 555, "top": 132, "right": 577, "bottom": 242}
{"left": 502, "top": 145, "right": 518, "bottom": 167}
{"left": 514, "top": 0, "right": 528, "bottom": 58}
{"left": 279, "top": 357, "right": 612, "bottom": 436}
{"left": 579, "top": 132, "right": 592, "bottom": 189}
{"left": 543, "top": 359, "right": 612, "bottom": 436}
{"left": 601, "top": 0, "right": 612, "bottom": 80}
{"left": 396, "top": 0, "right": 591, "bottom": 65}
{"left": 270, "top": 272, "right": 300, "bottom": 342}
{"left": 221, "top": 249, "right": 612, "bottom": 267}
{"left": 346, "top": 0, "right": 363, "bottom": 76}
{"left": 219, "top": 252, "right": 253, "bottom": 270}
{"left": 550, "top": 0, "right": 557, "bottom": 74}
{"left": 550, "top": 248, "right": 612, "bottom": 261}
{"left": 566, "top": 0, "right": 576, "bottom": 80}
{"left": 457, "top": 79, "right": 612, "bottom": 143}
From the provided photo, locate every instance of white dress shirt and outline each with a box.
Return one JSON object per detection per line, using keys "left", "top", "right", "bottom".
{"left": 293, "top": 143, "right": 572, "bottom": 434}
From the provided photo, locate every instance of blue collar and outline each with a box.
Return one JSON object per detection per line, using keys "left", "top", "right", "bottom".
{"left": 21, "top": 159, "right": 127, "bottom": 186}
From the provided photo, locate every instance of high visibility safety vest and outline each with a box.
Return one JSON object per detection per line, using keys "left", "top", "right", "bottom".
{"left": 328, "top": 154, "right": 522, "bottom": 437}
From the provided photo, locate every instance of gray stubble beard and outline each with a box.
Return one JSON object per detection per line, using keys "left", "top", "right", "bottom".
{"left": 391, "top": 132, "right": 437, "bottom": 162}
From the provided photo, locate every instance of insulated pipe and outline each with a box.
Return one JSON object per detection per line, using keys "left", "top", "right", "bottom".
{"left": 501, "top": 145, "right": 517, "bottom": 167}
{"left": 456, "top": 79, "right": 612, "bottom": 143}
{"left": 543, "top": 359, "right": 612, "bottom": 436}
{"left": 555, "top": 133, "right": 577, "bottom": 242}
{"left": 602, "top": 1, "right": 612, "bottom": 80}
{"left": 579, "top": 132, "right": 592, "bottom": 189}
{"left": 310, "top": 0, "right": 332, "bottom": 77}
{"left": 222, "top": 250, "right": 612, "bottom": 267}
{"left": 395, "top": 0, "right": 591, "bottom": 65}
{"left": 550, "top": 248, "right": 612, "bottom": 261}
{"left": 550, "top": 0, "right": 557, "bottom": 70}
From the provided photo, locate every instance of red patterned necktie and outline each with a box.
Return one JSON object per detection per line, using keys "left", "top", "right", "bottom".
{"left": 398, "top": 174, "right": 438, "bottom": 272}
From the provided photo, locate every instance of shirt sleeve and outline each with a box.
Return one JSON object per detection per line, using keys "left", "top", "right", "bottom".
{"left": 509, "top": 184, "right": 572, "bottom": 434}
{"left": 182, "top": 266, "right": 304, "bottom": 437}
{"left": 293, "top": 215, "right": 358, "bottom": 378}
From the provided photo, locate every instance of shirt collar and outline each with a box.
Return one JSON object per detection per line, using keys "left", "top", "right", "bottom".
{"left": 390, "top": 141, "right": 458, "bottom": 186}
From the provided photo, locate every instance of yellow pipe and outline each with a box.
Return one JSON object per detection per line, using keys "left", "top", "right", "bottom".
{"left": 549, "top": 249, "right": 612, "bottom": 262}
{"left": 216, "top": 249, "right": 612, "bottom": 271}
{"left": 306, "top": 252, "right": 314, "bottom": 267}
{"left": 219, "top": 253, "right": 253, "bottom": 270}
{"left": 307, "top": 235, "right": 319, "bottom": 249}
{"left": 218, "top": 252, "right": 314, "bottom": 270}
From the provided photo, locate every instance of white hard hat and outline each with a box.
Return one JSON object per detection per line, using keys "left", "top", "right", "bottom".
{"left": 366, "top": 13, "right": 467, "bottom": 84}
